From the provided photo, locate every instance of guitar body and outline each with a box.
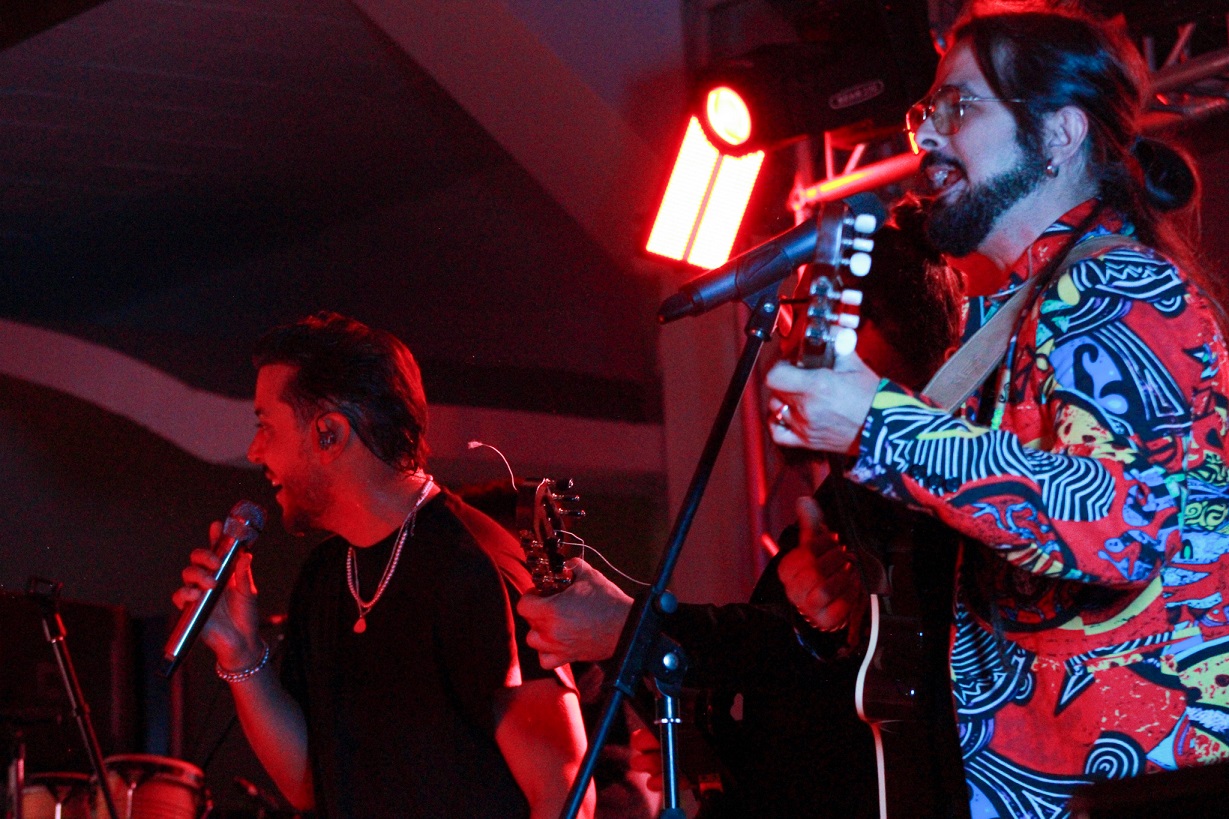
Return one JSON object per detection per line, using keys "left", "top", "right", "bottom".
{"left": 856, "top": 598, "right": 925, "bottom": 725}
{"left": 853, "top": 520, "right": 966, "bottom": 819}
{"left": 857, "top": 594, "right": 936, "bottom": 819}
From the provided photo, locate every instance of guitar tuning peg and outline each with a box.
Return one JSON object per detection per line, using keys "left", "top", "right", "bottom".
{"left": 847, "top": 252, "right": 872, "bottom": 277}
{"left": 851, "top": 237, "right": 874, "bottom": 253}
{"left": 840, "top": 289, "right": 863, "bottom": 306}
{"left": 837, "top": 314, "right": 860, "bottom": 329}
{"left": 852, "top": 213, "right": 878, "bottom": 234}
{"left": 833, "top": 327, "right": 858, "bottom": 356}
{"left": 563, "top": 509, "right": 587, "bottom": 518}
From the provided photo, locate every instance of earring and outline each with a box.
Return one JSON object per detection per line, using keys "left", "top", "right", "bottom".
{"left": 319, "top": 432, "right": 336, "bottom": 448}
{"left": 1045, "top": 160, "right": 1059, "bottom": 178}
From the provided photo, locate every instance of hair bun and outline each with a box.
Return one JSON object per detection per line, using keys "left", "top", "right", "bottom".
{"left": 1133, "top": 137, "right": 1196, "bottom": 212}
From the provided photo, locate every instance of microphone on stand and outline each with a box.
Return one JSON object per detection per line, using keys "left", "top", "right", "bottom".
{"left": 161, "top": 501, "right": 266, "bottom": 677}
{"left": 657, "top": 201, "right": 878, "bottom": 324}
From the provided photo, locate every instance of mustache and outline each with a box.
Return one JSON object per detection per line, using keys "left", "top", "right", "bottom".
{"left": 919, "top": 151, "right": 966, "bottom": 176}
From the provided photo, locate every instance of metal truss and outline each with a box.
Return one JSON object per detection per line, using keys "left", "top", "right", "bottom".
{"left": 1144, "top": 19, "right": 1229, "bottom": 130}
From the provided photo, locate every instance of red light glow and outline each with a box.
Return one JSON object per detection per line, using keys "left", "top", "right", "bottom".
{"left": 705, "top": 86, "right": 752, "bottom": 148}
{"left": 645, "top": 118, "right": 765, "bottom": 268}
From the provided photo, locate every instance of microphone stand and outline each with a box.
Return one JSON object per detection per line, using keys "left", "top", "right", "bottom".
{"left": 26, "top": 577, "right": 121, "bottom": 819}
{"left": 559, "top": 289, "right": 782, "bottom": 819}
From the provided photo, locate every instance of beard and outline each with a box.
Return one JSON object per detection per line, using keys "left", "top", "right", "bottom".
{"left": 925, "top": 146, "right": 1048, "bottom": 258}
{"left": 277, "top": 457, "right": 333, "bottom": 536}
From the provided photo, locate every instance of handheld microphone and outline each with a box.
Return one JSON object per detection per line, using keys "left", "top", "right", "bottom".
{"left": 657, "top": 201, "right": 877, "bottom": 324}
{"left": 161, "top": 501, "right": 266, "bottom": 677}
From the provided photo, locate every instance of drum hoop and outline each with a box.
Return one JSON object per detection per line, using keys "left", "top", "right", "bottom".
{"left": 100, "top": 754, "right": 205, "bottom": 786}
{"left": 26, "top": 772, "right": 93, "bottom": 785}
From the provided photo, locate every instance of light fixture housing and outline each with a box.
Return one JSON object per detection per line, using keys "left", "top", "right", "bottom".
{"left": 644, "top": 117, "right": 765, "bottom": 268}
{"left": 693, "top": 1, "right": 937, "bottom": 155}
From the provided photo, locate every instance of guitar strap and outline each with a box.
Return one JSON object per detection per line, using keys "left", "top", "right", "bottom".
{"left": 920, "top": 232, "right": 1139, "bottom": 413}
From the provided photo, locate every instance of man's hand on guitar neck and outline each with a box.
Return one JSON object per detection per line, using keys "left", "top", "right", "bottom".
{"left": 517, "top": 559, "right": 633, "bottom": 669}
{"left": 777, "top": 497, "right": 867, "bottom": 635}
{"left": 765, "top": 350, "right": 880, "bottom": 455}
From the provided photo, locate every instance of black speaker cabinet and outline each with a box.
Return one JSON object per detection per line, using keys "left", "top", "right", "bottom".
{"left": 0, "top": 591, "right": 136, "bottom": 773}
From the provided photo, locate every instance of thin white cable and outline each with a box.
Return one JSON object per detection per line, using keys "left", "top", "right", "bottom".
{"left": 558, "top": 529, "right": 649, "bottom": 587}
{"left": 466, "top": 440, "right": 517, "bottom": 490}
{"left": 462, "top": 442, "right": 649, "bottom": 587}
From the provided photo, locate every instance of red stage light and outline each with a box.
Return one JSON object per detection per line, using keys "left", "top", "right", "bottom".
{"left": 704, "top": 86, "right": 752, "bottom": 150}
{"left": 645, "top": 118, "right": 764, "bottom": 268}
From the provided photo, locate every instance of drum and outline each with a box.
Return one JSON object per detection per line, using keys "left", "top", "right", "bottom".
{"left": 92, "top": 755, "right": 207, "bottom": 819}
{"left": 21, "top": 772, "right": 92, "bottom": 819}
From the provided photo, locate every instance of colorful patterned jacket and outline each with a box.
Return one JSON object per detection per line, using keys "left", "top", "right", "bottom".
{"left": 849, "top": 200, "right": 1229, "bottom": 818}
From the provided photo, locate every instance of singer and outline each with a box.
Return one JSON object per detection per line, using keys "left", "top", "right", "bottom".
{"left": 171, "top": 312, "right": 594, "bottom": 818}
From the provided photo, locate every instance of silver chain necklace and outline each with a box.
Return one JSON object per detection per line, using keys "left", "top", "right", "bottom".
{"left": 346, "top": 476, "right": 434, "bottom": 633}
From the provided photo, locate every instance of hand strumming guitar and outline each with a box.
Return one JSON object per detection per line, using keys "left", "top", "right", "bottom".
{"left": 777, "top": 496, "right": 868, "bottom": 635}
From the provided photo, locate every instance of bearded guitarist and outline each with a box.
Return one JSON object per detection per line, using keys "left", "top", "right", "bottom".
{"left": 769, "top": 12, "right": 1229, "bottom": 818}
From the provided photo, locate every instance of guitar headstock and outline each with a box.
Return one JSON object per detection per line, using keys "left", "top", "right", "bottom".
{"left": 516, "top": 478, "right": 585, "bottom": 595}
{"left": 780, "top": 202, "right": 876, "bottom": 370}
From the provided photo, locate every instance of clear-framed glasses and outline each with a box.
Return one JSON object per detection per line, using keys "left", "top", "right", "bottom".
{"left": 905, "top": 85, "right": 1024, "bottom": 138}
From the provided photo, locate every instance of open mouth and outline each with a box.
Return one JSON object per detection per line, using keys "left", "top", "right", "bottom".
{"left": 922, "top": 155, "right": 966, "bottom": 200}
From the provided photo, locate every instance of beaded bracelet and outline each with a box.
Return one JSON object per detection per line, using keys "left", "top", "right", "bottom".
{"left": 215, "top": 640, "right": 270, "bottom": 683}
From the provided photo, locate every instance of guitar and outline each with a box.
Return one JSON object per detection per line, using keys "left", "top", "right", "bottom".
{"left": 782, "top": 205, "right": 961, "bottom": 819}
{"left": 515, "top": 478, "right": 585, "bottom": 595}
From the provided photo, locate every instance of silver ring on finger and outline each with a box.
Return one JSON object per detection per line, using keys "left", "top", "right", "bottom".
{"left": 772, "top": 403, "right": 792, "bottom": 428}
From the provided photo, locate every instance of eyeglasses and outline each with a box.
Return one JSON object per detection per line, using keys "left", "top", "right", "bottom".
{"left": 905, "top": 85, "right": 1024, "bottom": 138}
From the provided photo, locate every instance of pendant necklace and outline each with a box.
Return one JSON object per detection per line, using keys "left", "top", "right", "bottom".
{"left": 346, "top": 475, "right": 433, "bottom": 633}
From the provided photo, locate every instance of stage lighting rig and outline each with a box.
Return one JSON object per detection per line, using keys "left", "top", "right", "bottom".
{"left": 692, "top": 0, "right": 936, "bottom": 156}
{"left": 645, "top": 0, "right": 935, "bottom": 267}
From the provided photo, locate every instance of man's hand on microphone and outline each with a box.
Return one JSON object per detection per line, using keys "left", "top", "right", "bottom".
{"left": 171, "top": 520, "right": 263, "bottom": 670}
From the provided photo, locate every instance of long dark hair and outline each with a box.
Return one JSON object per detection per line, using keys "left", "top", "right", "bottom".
{"left": 862, "top": 195, "right": 964, "bottom": 389}
{"left": 253, "top": 311, "right": 429, "bottom": 472}
{"left": 954, "top": 11, "right": 1220, "bottom": 314}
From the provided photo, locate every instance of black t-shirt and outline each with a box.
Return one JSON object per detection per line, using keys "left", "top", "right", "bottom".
{"left": 280, "top": 490, "right": 556, "bottom": 818}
